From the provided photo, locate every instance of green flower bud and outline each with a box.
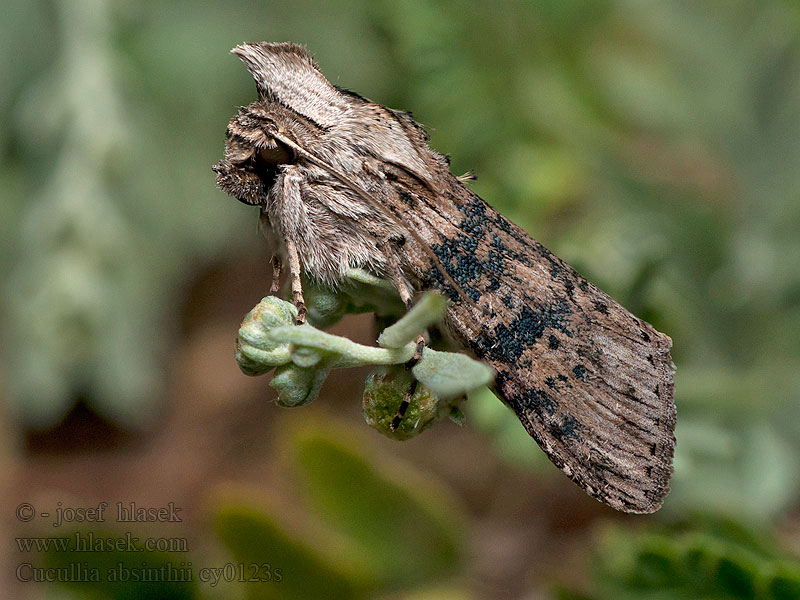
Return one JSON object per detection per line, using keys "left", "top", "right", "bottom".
{"left": 270, "top": 362, "right": 332, "bottom": 407}
{"left": 304, "top": 286, "right": 345, "bottom": 329}
{"left": 236, "top": 297, "right": 296, "bottom": 375}
{"left": 235, "top": 289, "right": 491, "bottom": 438}
{"left": 363, "top": 366, "right": 452, "bottom": 440}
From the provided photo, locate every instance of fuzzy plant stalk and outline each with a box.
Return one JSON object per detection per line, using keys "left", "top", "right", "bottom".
{"left": 3, "top": 0, "right": 164, "bottom": 428}
{"left": 235, "top": 270, "right": 494, "bottom": 440}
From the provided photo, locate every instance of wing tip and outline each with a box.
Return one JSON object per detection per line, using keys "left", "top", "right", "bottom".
{"left": 623, "top": 347, "right": 677, "bottom": 514}
{"left": 503, "top": 339, "right": 678, "bottom": 514}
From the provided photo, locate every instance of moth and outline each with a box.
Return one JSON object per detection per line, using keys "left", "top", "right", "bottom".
{"left": 213, "top": 42, "right": 676, "bottom": 513}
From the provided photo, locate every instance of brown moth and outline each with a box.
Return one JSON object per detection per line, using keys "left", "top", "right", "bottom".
{"left": 213, "top": 42, "right": 676, "bottom": 513}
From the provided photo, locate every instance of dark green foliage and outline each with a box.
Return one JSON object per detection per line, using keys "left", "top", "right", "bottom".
{"left": 561, "top": 518, "right": 800, "bottom": 600}
{"left": 42, "top": 529, "right": 196, "bottom": 600}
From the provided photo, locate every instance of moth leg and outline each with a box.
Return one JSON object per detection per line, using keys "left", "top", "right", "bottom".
{"left": 269, "top": 255, "right": 282, "bottom": 295}
{"left": 391, "top": 378, "right": 418, "bottom": 431}
{"left": 389, "top": 334, "right": 427, "bottom": 431}
{"left": 384, "top": 243, "right": 427, "bottom": 358}
{"left": 285, "top": 239, "right": 306, "bottom": 325}
{"left": 385, "top": 248, "right": 413, "bottom": 309}
{"left": 385, "top": 242, "right": 427, "bottom": 430}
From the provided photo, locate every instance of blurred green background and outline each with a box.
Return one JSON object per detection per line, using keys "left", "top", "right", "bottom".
{"left": 3, "top": 0, "right": 800, "bottom": 598}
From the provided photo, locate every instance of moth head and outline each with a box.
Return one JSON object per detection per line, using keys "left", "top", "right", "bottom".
{"left": 213, "top": 108, "right": 294, "bottom": 206}
{"left": 214, "top": 42, "right": 333, "bottom": 207}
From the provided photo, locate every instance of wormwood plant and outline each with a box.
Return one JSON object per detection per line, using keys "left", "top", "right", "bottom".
{"left": 234, "top": 269, "right": 493, "bottom": 439}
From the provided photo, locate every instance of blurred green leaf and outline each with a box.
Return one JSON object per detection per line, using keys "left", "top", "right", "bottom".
{"left": 291, "top": 425, "right": 465, "bottom": 588}
{"left": 211, "top": 422, "right": 466, "bottom": 597}
{"left": 215, "top": 503, "right": 371, "bottom": 600}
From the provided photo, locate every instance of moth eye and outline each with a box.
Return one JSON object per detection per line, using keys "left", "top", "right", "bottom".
{"left": 258, "top": 141, "right": 292, "bottom": 165}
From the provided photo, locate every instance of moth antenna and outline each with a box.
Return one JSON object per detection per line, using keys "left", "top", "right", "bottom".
{"left": 276, "top": 136, "right": 486, "bottom": 316}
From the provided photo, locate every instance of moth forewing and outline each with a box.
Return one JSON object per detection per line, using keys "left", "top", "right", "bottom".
{"left": 214, "top": 41, "right": 677, "bottom": 513}
{"left": 393, "top": 178, "right": 676, "bottom": 513}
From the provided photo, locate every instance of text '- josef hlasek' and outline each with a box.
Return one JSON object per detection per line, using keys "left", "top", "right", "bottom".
{"left": 16, "top": 502, "right": 182, "bottom": 528}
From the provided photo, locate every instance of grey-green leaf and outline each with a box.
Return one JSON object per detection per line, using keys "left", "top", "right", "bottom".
{"left": 377, "top": 292, "right": 448, "bottom": 349}
{"left": 412, "top": 347, "right": 494, "bottom": 400}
